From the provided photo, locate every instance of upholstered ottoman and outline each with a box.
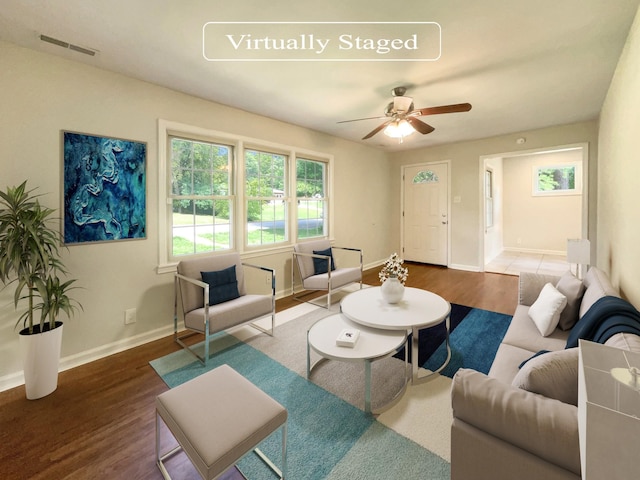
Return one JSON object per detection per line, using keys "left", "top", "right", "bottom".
{"left": 155, "top": 364, "right": 287, "bottom": 479}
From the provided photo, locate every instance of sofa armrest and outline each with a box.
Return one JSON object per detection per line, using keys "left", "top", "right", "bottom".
{"left": 519, "top": 272, "right": 562, "bottom": 306}
{"left": 451, "top": 368, "right": 580, "bottom": 476}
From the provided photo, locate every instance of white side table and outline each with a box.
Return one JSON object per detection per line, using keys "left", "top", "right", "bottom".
{"left": 578, "top": 339, "right": 640, "bottom": 479}
{"left": 306, "top": 313, "right": 408, "bottom": 414}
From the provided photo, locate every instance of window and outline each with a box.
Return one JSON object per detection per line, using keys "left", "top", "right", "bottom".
{"left": 485, "top": 169, "right": 494, "bottom": 228}
{"left": 170, "top": 136, "right": 233, "bottom": 257}
{"left": 533, "top": 162, "right": 582, "bottom": 196}
{"left": 158, "top": 120, "right": 333, "bottom": 270}
{"left": 245, "top": 149, "right": 287, "bottom": 246}
{"left": 296, "top": 158, "right": 327, "bottom": 239}
{"left": 413, "top": 170, "right": 439, "bottom": 184}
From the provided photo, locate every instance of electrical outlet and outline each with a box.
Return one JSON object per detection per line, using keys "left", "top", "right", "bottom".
{"left": 265, "top": 274, "right": 271, "bottom": 286}
{"left": 124, "top": 308, "right": 137, "bottom": 325}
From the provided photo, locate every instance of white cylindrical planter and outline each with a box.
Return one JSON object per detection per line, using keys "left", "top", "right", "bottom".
{"left": 380, "top": 277, "right": 405, "bottom": 304}
{"left": 19, "top": 322, "right": 63, "bottom": 400}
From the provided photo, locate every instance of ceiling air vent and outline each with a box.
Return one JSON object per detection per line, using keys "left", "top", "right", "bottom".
{"left": 39, "top": 34, "right": 97, "bottom": 57}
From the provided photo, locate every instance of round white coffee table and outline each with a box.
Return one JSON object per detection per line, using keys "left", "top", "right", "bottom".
{"left": 341, "top": 286, "right": 451, "bottom": 384}
{"left": 306, "top": 313, "right": 408, "bottom": 414}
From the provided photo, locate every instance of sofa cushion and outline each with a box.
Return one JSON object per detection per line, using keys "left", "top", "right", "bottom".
{"left": 512, "top": 348, "right": 579, "bottom": 406}
{"left": 502, "top": 305, "right": 570, "bottom": 354}
{"left": 528, "top": 283, "right": 567, "bottom": 336}
{"left": 488, "top": 342, "right": 538, "bottom": 383}
{"left": 518, "top": 272, "right": 563, "bottom": 307}
{"left": 579, "top": 267, "right": 618, "bottom": 318}
{"left": 556, "top": 272, "right": 585, "bottom": 331}
{"left": 184, "top": 294, "right": 273, "bottom": 333}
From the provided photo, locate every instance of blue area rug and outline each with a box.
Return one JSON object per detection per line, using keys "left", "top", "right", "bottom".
{"left": 395, "top": 303, "right": 512, "bottom": 378}
{"left": 151, "top": 333, "right": 450, "bottom": 479}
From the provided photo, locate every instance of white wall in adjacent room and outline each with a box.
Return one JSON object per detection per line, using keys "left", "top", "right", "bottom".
{"left": 502, "top": 149, "right": 583, "bottom": 253}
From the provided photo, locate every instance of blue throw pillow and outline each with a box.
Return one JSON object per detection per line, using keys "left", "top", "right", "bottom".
{"left": 201, "top": 265, "right": 240, "bottom": 306}
{"left": 313, "top": 247, "right": 336, "bottom": 275}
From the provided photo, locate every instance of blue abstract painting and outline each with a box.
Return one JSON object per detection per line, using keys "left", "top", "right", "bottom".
{"left": 63, "top": 131, "right": 146, "bottom": 244}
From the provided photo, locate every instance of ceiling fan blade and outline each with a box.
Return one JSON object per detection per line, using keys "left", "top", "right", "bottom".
{"left": 413, "top": 103, "right": 472, "bottom": 116}
{"left": 406, "top": 117, "right": 435, "bottom": 135}
{"left": 362, "top": 121, "right": 391, "bottom": 140}
{"left": 337, "top": 115, "right": 387, "bottom": 124}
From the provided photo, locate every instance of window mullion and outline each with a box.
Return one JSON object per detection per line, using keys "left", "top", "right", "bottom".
{"left": 236, "top": 141, "right": 246, "bottom": 253}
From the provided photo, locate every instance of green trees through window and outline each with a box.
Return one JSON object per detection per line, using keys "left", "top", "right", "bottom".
{"left": 533, "top": 163, "right": 580, "bottom": 196}
{"left": 536, "top": 166, "right": 575, "bottom": 191}
{"left": 169, "top": 136, "right": 328, "bottom": 258}
{"left": 297, "top": 158, "right": 326, "bottom": 239}
{"left": 245, "top": 149, "right": 287, "bottom": 246}
{"left": 170, "top": 137, "right": 232, "bottom": 256}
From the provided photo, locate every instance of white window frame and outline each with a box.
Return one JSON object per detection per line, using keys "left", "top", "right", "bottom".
{"left": 295, "top": 156, "right": 329, "bottom": 240}
{"left": 532, "top": 161, "right": 582, "bottom": 196}
{"left": 244, "top": 147, "right": 290, "bottom": 248}
{"left": 157, "top": 119, "right": 333, "bottom": 273}
{"left": 485, "top": 168, "right": 494, "bottom": 228}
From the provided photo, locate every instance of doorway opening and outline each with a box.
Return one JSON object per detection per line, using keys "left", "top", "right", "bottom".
{"left": 480, "top": 143, "right": 588, "bottom": 275}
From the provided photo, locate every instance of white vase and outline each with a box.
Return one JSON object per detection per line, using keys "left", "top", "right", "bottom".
{"left": 19, "top": 322, "right": 63, "bottom": 400}
{"left": 381, "top": 276, "right": 405, "bottom": 304}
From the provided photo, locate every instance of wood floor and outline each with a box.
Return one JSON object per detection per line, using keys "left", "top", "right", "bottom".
{"left": 0, "top": 264, "right": 517, "bottom": 480}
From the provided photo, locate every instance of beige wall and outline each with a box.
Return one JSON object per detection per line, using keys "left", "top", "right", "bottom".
{"left": 0, "top": 41, "right": 393, "bottom": 389}
{"left": 389, "top": 121, "right": 599, "bottom": 270}
{"left": 597, "top": 5, "right": 640, "bottom": 305}
{"left": 502, "top": 149, "right": 583, "bottom": 252}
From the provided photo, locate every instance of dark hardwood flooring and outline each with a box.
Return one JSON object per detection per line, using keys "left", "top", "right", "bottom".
{"left": 0, "top": 264, "right": 517, "bottom": 479}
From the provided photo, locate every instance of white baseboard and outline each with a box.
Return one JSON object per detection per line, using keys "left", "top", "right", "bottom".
{"left": 448, "top": 263, "right": 481, "bottom": 272}
{"left": 0, "top": 324, "right": 176, "bottom": 394}
{"left": 502, "top": 247, "right": 566, "bottom": 256}
{"left": 0, "top": 259, "right": 412, "bottom": 393}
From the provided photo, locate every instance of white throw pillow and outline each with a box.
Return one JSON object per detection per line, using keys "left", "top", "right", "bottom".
{"left": 528, "top": 283, "right": 567, "bottom": 336}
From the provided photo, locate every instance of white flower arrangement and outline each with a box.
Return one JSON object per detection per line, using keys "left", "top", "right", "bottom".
{"left": 378, "top": 252, "right": 409, "bottom": 285}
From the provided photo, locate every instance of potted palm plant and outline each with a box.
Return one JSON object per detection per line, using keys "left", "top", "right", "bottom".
{"left": 0, "top": 181, "right": 81, "bottom": 399}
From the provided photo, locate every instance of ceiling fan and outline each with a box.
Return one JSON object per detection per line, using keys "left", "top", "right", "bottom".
{"left": 338, "top": 87, "right": 472, "bottom": 141}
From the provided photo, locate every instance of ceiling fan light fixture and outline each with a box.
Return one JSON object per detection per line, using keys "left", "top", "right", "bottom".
{"left": 384, "top": 119, "right": 415, "bottom": 139}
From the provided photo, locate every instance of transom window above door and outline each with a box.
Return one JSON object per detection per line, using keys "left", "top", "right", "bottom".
{"left": 413, "top": 170, "right": 439, "bottom": 183}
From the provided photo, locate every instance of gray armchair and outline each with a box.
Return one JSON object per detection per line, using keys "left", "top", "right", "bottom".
{"left": 174, "top": 253, "right": 275, "bottom": 364}
{"left": 292, "top": 239, "right": 362, "bottom": 308}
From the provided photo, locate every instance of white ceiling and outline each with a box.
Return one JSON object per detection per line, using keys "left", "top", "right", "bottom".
{"left": 1, "top": 0, "right": 638, "bottom": 151}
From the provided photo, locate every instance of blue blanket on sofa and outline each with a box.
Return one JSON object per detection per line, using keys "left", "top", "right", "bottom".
{"left": 566, "top": 295, "right": 640, "bottom": 348}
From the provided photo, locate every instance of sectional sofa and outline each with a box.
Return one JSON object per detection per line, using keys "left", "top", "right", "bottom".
{"left": 450, "top": 267, "right": 640, "bottom": 480}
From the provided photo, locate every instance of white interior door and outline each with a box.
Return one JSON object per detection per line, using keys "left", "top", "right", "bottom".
{"left": 402, "top": 163, "right": 448, "bottom": 265}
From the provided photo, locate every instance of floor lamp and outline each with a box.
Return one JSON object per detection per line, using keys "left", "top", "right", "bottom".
{"left": 567, "top": 239, "right": 590, "bottom": 279}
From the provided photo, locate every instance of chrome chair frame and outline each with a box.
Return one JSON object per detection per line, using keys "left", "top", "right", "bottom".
{"left": 292, "top": 245, "right": 363, "bottom": 308}
{"left": 174, "top": 260, "right": 275, "bottom": 365}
